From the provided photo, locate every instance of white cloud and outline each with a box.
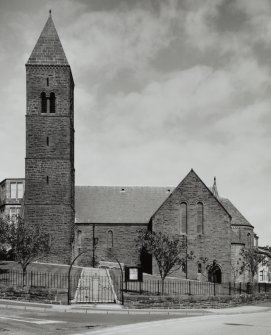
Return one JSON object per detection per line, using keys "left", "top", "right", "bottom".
{"left": 64, "top": 1, "right": 179, "bottom": 80}
{"left": 0, "top": 0, "right": 271, "bottom": 243}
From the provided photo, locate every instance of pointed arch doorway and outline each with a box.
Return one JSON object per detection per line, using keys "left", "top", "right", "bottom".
{"left": 208, "top": 263, "right": 222, "bottom": 283}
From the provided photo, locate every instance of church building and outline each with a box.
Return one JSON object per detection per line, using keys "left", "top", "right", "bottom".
{"left": 1, "top": 13, "right": 257, "bottom": 284}
{"left": 74, "top": 170, "right": 255, "bottom": 283}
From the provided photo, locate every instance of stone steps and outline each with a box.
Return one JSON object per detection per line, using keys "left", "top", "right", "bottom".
{"left": 72, "top": 267, "right": 116, "bottom": 303}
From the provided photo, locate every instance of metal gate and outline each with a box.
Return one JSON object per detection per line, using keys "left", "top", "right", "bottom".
{"left": 73, "top": 268, "right": 117, "bottom": 303}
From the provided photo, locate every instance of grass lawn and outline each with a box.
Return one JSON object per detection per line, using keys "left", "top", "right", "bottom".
{"left": 0, "top": 261, "right": 83, "bottom": 276}
{"left": 110, "top": 268, "right": 219, "bottom": 296}
{"left": 0, "top": 261, "right": 84, "bottom": 294}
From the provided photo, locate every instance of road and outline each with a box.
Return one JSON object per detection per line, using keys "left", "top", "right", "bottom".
{"left": 0, "top": 304, "right": 270, "bottom": 335}
{"left": 0, "top": 306, "right": 194, "bottom": 335}
{"left": 87, "top": 309, "right": 271, "bottom": 335}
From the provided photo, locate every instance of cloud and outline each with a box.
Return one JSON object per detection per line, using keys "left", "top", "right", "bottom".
{"left": 0, "top": 0, "right": 271, "bottom": 244}
{"left": 62, "top": 0, "right": 180, "bottom": 82}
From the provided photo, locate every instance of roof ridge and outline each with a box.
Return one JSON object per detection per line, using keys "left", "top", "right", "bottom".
{"left": 75, "top": 185, "right": 174, "bottom": 188}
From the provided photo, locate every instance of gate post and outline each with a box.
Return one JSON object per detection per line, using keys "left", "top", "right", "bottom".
{"left": 68, "top": 250, "right": 90, "bottom": 305}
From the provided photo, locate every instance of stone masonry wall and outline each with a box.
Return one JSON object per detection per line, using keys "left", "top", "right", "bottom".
{"left": 25, "top": 205, "right": 73, "bottom": 264}
{"left": 26, "top": 65, "right": 73, "bottom": 117}
{"left": 231, "top": 225, "right": 254, "bottom": 247}
{"left": 24, "top": 64, "right": 74, "bottom": 265}
{"left": 151, "top": 171, "right": 232, "bottom": 282}
{"left": 25, "top": 159, "right": 73, "bottom": 204}
{"left": 75, "top": 223, "right": 146, "bottom": 267}
{"left": 124, "top": 292, "right": 271, "bottom": 309}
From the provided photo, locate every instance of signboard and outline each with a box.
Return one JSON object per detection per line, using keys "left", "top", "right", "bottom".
{"left": 125, "top": 266, "right": 143, "bottom": 282}
{"left": 129, "top": 268, "right": 138, "bottom": 280}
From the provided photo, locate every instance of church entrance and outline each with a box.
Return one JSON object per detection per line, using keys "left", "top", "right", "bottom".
{"left": 140, "top": 247, "right": 152, "bottom": 274}
{"left": 208, "top": 263, "right": 222, "bottom": 283}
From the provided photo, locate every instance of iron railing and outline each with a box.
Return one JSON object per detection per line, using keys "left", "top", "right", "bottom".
{"left": 1, "top": 269, "right": 271, "bottom": 298}
{"left": 112, "top": 277, "right": 271, "bottom": 296}
{"left": 0, "top": 269, "right": 80, "bottom": 289}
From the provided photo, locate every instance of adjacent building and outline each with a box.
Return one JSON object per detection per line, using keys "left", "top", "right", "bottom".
{"left": 258, "top": 247, "right": 271, "bottom": 283}
{"left": 0, "top": 178, "right": 25, "bottom": 222}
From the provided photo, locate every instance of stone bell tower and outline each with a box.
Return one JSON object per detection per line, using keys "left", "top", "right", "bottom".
{"left": 24, "top": 12, "right": 75, "bottom": 264}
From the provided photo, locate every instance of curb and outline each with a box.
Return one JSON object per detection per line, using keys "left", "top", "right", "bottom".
{"left": 0, "top": 299, "right": 270, "bottom": 316}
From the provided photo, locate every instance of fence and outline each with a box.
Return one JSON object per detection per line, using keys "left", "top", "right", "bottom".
{"left": 111, "top": 275, "right": 271, "bottom": 297}
{"left": 1, "top": 269, "right": 271, "bottom": 300}
{"left": 0, "top": 269, "right": 80, "bottom": 290}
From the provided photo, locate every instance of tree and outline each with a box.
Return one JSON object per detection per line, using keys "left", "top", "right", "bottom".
{"left": 137, "top": 230, "right": 192, "bottom": 294}
{"left": 0, "top": 216, "right": 13, "bottom": 260}
{"left": 0, "top": 217, "right": 6, "bottom": 239}
{"left": 239, "top": 247, "right": 266, "bottom": 285}
{"left": 231, "top": 260, "right": 242, "bottom": 284}
{"left": 6, "top": 216, "right": 51, "bottom": 286}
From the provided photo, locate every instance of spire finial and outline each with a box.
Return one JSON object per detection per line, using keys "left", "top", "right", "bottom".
{"left": 49, "top": 9, "right": 52, "bottom": 16}
{"left": 212, "top": 176, "right": 219, "bottom": 198}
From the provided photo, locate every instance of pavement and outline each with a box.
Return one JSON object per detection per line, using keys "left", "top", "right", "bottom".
{"left": 0, "top": 298, "right": 271, "bottom": 316}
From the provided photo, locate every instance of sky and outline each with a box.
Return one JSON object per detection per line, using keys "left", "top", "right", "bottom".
{"left": 0, "top": 0, "right": 270, "bottom": 245}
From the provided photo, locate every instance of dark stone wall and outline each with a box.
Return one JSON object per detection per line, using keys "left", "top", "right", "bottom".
{"left": 75, "top": 223, "right": 146, "bottom": 267}
{"left": 25, "top": 159, "right": 73, "bottom": 204}
{"left": 231, "top": 225, "right": 254, "bottom": 246}
{"left": 26, "top": 65, "right": 73, "bottom": 117}
{"left": 124, "top": 292, "right": 271, "bottom": 309}
{"left": 24, "top": 64, "right": 74, "bottom": 264}
{"left": 151, "top": 171, "right": 232, "bottom": 282}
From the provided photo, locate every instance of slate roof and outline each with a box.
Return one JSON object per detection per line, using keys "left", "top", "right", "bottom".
{"left": 220, "top": 198, "right": 253, "bottom": 227}
{"left": 27, "top": 14, "right": 69, "bottom": 65}
{"left": 75, "top": 186, "right": 252, "bottom": 227}
{"left": 75, "top": 186, "right": 173, "bottom": 224}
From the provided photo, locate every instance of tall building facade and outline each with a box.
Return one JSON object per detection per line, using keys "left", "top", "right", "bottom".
{"left": 24, "top": 13, "right": 75, "bottom": 264}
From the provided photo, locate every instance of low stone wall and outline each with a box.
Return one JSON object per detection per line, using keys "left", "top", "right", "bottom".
{"left": 124, "top": 292, "right": 271, "bottom": 309}
{"left": 0, "top": 285, "right": 67, "bottom": 304}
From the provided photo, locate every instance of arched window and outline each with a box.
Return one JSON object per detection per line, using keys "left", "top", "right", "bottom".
{"left": 238, "top": 228, "right": 241, "bottom": 241}
{"left": 197, "top": 202, "right": 204, "bottom": 234}
{"left": 50, "top": 92, "right": 55, "bottom": 113}
{"left": 41, "top": 92, "right": 47, "bottom": 113}
{"left": 247, "top": 233, "right": 251, "bottom": 248}
{"left": 107, "top": 230, "right": 113, "bottom": 249}
{"left": 180, "top": 203, "right": 187, "bottom": 235}
{"left": 198, "top": 263, "right": 202, "bottom": 274}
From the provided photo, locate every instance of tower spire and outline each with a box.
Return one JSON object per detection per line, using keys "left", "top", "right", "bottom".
{"left": 27, "top": 14, "right": 69, "bottom": 66}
